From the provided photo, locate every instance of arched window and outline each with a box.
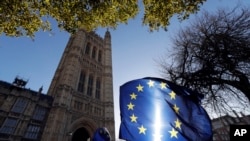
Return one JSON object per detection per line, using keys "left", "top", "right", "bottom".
{"left": 85, "top": 43, "right": 91, "bottom": 55}
{"left": 77, "top": 71, "right": 85, "bottom": 92}
{"left": 95, "top": 78, "right": 101, "bottom": 99}
{"left": 98, "top": 50, "right": 102, "bottom": 63}
{"left": 87, "top": 75, "right": 93, "bottom": 96}
{"left": 92, "top": 47, "right": 96, "bottom": 59}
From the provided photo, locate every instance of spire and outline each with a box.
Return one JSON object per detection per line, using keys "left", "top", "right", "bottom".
{"left": 39, "top": 86, "right": 43, "bottom": 93}
{"left": 104, "top": 28, "right": 111, "bottom": 39}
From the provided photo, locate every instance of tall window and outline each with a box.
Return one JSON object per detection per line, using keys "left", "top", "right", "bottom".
{"left": 92, "top": 47, "right": 96, "bottom": 59}
{"left": 98, "top": 50, "right": 102, "bottom": 63}
{"left": 77, "top": 71, "right": 85, "bottom": 92}
{"left": 0, "top": 118, "right": 18, "bottom": 134}
{"left": 85, "top": 43, "right": 91, "bottom": 55}
{"left": 87, "top": 75, "right": 93, "bottom": 96}
{"left": 85, "top": 103, "right": 92, "bottom": 113}
{"left": 24, "top": 124, "right": 41, "bottom": 139}
{"left": 11, "top": 97, "right": 28, "bottom": 113}
{"left": 95, "top": 78, "right": 101, "bottom": 99}
{"left": 32, "top": 106, "right": 47, "bottom": 121}
{"left": 74, "top": 101, "right": 83, "bottom": 110}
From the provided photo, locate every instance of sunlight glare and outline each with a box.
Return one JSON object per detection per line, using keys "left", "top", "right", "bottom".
{"left": 153, "top": 103, "right": 163, "bottom": 141}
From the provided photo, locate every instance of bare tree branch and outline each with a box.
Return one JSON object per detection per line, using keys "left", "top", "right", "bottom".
{"left": 159, "top": 6, "right": 250, "bottom": 116}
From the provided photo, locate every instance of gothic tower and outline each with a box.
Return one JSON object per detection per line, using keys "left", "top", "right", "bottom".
{"left": 41, "top": 29, "right": 115, "bottom": 141}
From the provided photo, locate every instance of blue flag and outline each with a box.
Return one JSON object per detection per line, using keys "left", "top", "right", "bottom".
{"left": 92, "top": 127, "right": 111, "bottom": 141}
{"left": 119, "top": 77, "right": 212, "bottom": 141}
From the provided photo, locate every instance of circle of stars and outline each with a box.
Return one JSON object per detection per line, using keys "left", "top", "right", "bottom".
{"left": 124, "top": 79, "right": 183, "bottom": 140}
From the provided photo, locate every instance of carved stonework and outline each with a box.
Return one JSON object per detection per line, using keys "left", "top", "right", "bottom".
{"left": 41, "top": 29, "right": 115, "bottom": 141}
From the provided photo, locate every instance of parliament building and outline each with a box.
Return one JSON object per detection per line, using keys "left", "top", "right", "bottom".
{"left": 0, "top": 30, "right": 115, "bottom": 141}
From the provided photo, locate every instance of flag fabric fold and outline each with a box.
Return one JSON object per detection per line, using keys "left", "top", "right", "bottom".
{"left": 92, "top": 127, "right": 111, "bottom": 141}
{"left": 119, "top": 77, "right": 212, "bottom": 141}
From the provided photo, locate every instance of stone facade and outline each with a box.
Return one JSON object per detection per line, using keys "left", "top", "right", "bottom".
{"left": 0, "top": 79, "right": 53, "bottom": 141}
{"left": 41, "top": 29, "right": 115, "bottom": 141}
{"left": 212, "top": 114, "right": 250, "bottom": 141}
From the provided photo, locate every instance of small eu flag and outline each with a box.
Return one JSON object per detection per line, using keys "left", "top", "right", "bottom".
{"left": 119, "top": 77, "right": 213, "bottom": 141}
{"left": 92, "top": 127, "right": 111, "bottom": 141}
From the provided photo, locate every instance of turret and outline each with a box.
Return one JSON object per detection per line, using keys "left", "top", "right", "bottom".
{"left": 103, "top": 29, "right": 115, "bottom": 138}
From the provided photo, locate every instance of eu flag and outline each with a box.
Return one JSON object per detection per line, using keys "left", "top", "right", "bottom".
{"left": 119, "top": 77, "right": 213, "bottom": 141}
{"left": 92, "top": 127, "right": 111, "bottom": 141}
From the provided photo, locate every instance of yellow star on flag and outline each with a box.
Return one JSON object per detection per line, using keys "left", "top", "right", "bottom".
{"left": 174, "top": 118, "right": 182, "bottom": 129}
{"left": 130, "top": 114, "right": 138, "bottom": 122}
{"left": 138, "top": 125, "right": 147, "bottom": 134}
{"left": 130, "top": 92, "right": 137, "bottom": 100}
{"left": 160, "top": 82, "right": 167, "bottom": 89}
{"left": 169, "top": 91, "right": 176, "bottom": 100}
{"left": 136, "top": 84, "right": 143, "bottom": 92}
{"left": 127, "top": 102, "right": 135, "bottom": 110}
{"left": 173, "top": 104, "right": 180, "bottom": 114}
{"left": 168, "top": 128, "right": 178, "bottom": 138}
{"left": 147, "top": 80, "right": 155, "bottom": 87}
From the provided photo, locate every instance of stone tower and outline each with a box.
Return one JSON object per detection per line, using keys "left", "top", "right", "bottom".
{"left": 41, "top": 29, "right": 115, "bottom": 141}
